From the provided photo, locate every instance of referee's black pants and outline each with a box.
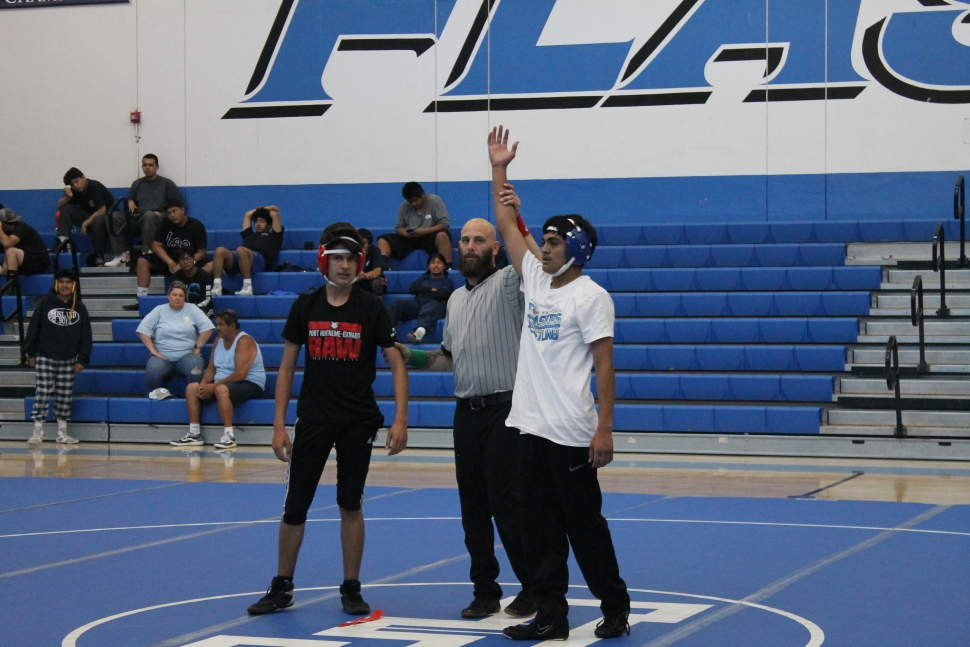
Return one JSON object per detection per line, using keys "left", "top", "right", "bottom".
{"left": 453, "top": 400, "right": 532, "bottom": 601}
{"left": 520, "top": 433, "right": 630, "bottom": 625}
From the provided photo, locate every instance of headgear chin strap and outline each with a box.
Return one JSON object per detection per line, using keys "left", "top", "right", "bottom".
{"left": 318, "top": 236, "right": 365, "bottom": 281}
{"left": 545, "top": 218, "right": 592, "bottom": 274}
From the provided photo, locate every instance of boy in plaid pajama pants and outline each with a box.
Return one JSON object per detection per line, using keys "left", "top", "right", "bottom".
{"left": 23, "top": 268, "right": 93, "bottom": 444}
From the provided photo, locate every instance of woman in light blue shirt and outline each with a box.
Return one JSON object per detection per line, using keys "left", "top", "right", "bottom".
{"left": 135, "top": 281, "right": 215, "bottom": 396}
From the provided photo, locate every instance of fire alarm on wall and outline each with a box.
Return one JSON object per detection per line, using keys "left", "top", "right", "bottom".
{"left": 130, "top": 111, "right": 141, "bottom": 124}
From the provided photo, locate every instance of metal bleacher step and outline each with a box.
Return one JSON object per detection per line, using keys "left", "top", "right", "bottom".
{"left": 847, "top": 347, "right": 970, "bottom": 373}
{"left": 821, "top": 406, "right": 970, "bottom": 437}
{"left": 845, "top": 241, "right": 966, "bottom": 266}
{"left": 875, "top": 293, "right": 970, "bottom": 309}
{"left": 0, "top": 397, "right": 25, "bottom": 420}
{"left": 863, "top": 319, "right": 970, "bottom": 336}
{"left": 886, "top": 269, "right": 970, "bottom": 284}
{"left": 75, "top": 275, "right": 164, "bottom": 296}
{"left": 0, "top": 370, "right": 35, "bottom": 387}
{"left": 839, "top": 377, "right": 970, "bottom": 397}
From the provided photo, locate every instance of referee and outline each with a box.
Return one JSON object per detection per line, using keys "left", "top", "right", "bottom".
{"left": 393, "top": 210, "right": 541, "bottom": 619}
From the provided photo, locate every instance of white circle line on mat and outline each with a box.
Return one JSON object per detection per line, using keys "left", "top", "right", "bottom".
{"left": 61, "top": 583, "right": 823, "bottom": 647}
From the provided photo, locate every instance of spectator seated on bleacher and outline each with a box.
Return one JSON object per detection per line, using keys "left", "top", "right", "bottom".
{"left": 0, "top": 208, "right": 50, "bottom": 277}
{"left": 106, "top": 154, "right": 183, "bottom": 268}
{"left": 55, "top": 167, "right": 115, "bottom": 266}
{"left": 378, "top": 181, "right": 453, "bottom": 269}
{"left": 171, "top": 248, "right": 213, "bottom": 315}
{"left": 171, "top": 309, "right": 265, "bottom": 450}
{"left": 208, "top": 206, "right": 283, "bottom": 297}
{"left": 127, "top": 197, "right": 207, "bottom": 309}
{"left": 135, "top": 281, "right": 214, "bottom": 398}
{"left": 354, "top": 228, "right": 386, "bottom": 295}
{"left": 389, "top": 252, "right": 452, "bottom": 342}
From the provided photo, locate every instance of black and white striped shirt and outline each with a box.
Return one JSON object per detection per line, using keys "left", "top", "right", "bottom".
{"left": 441, "top": 265, "right": 524, "bottom": 398}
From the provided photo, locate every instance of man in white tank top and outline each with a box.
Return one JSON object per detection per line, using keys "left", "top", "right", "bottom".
{"left": 171, "top": 309, "right": 266, "bottom": 449}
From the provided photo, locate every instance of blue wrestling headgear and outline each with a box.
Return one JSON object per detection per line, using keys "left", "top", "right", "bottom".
{"left": 545, "top": 218, "right": 593, "bottom": 277}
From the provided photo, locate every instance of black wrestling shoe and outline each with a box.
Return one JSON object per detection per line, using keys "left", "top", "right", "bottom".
{"left": 503, "top": 620, "right": 569, "bottom": 641}
{"left": 503, "top": 592, "right": 536, "bottom": 617}
{"left": 461, "top": 597, "right": 501, "bottom": 618}
{"left": 594, "top": 612, "right": 631, "bottom": 638}
{"left": 340, "top": 579, "right": 371, "bottom": 615}
{"left": 247, "top": 576, "right": 294, "bottom": 615}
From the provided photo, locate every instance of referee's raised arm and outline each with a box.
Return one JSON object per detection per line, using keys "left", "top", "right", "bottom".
{"left": 488, "top": 126, "right": 527, "bottom": 277}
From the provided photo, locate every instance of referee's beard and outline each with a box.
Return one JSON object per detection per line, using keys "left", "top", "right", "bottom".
{"left": 458, "top": 246, "right": 496, "bottom": 280}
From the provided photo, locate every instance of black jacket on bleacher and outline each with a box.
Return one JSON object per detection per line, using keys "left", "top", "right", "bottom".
{"left": 23, "top": 291, "right": 93, "bottom": 365}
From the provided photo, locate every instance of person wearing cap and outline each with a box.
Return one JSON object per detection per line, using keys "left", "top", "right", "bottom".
{"left": 171, "top": 309, "right": 265, "bottom": 450}
{"left": 247, "top": 222, "right": 408, "bottom": 618}
{"left": 489, "top": 126, "right": 630, "bottom": 642}
{"left": 24, "top": 268, "right": 92, "bottom": 445}
{"left": 135, "top": 281, "right": 214, "bottom": 398}
{"left": 56, "top": 167, "right": 115, "bottom": 265}
{"left": 208, "top": 206, "right": 284, "bottom": 296}
{"left": 377, "top": 182, "right": 453, "bottom": 268}
{"left": 0, "top": 208, "right": 51, "bottom": 278}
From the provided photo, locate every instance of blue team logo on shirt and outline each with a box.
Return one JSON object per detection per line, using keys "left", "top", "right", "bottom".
{"left": 528, "top": 300, "right": 561, "bottom": 342}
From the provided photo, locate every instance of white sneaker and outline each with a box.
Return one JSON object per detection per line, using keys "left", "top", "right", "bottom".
{"left": 105, "top": 251, "right": 130, "bottom": 267}
{"left": 237, "top": 284, "right": 254, "bottom": 296}
{"left": 27, "top": 429, "right": 43, "bottom": 445}
{"left": 56, "top": 433, "right": 79, "bottom": 445}
{"left": 211, "top": 284, "right": 223, "bottom": 296}
{"left": 214, "top": 432, "right": 237, "bottom": 450}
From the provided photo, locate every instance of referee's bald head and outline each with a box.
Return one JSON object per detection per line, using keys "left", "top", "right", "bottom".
{"left": 459, "top": 218, "right": 500, "bottom": 279}
{"left": 461, "top": 218, "right": 496, "bottom": 243}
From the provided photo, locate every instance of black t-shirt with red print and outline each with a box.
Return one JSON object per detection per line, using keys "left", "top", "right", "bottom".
{"left": 282, "top": 285, "right": 396, "bottom": 427}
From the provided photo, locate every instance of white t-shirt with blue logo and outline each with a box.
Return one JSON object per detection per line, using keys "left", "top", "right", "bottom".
{"left": 506, "top": 253, "right": 615, "bottom": 447}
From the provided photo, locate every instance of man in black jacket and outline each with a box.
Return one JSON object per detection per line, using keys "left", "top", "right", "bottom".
{"left": 24, "top": 269, "right": 93, "bottom": 445}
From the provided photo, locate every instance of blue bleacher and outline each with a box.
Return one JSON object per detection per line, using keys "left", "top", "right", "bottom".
{"left": 68, "top": 369, "right": 833, "bottom": 404}
{"left": 19, "top": 217, "right": 930, "bottom": 437}
{"left": 26, "top": 396, "right": 821, "bottom": 434}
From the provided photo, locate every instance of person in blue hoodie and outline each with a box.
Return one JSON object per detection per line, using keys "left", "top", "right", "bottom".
{"left": 23, "top": 268, "right": 93, "bottom": 445}
{"left": 388, "top": 252, "right": 453, "bottom": 342}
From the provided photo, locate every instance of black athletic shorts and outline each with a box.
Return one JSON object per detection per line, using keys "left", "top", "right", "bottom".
{"left": 144, "top": 253, "right": 170, "bottom": 275}
{"left": 201, "top": 380, "right": 263, "bottom": 406}
{"left": 18, "top": 253, "right": 50, "bottom": 275}
{"left": 282, "top": 419, "right": 379, "bottom": 524}
{"left": 379, "top": 231, "right": 451, "bottom": 261}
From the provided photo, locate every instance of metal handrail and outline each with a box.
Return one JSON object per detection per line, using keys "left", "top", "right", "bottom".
{"left": 956, "top": 175, "right": 967, "bottom": 267}
{"left": 932, "top": 223, "right": 949, "bottom": 317}
{"left": 50, "top": 236, "right": 83, "bottom": 300}
{"left": 885, "top": 335, "right": 906, "bottom": 439}
{"left": 910, "top": 276, "right": 928, "bottom": 375}
{"left": 0, "top": 276, "right": 27, "bottom": 365}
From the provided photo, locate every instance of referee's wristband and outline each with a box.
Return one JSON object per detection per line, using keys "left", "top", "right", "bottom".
{"left": 407, "top": 349, "right": 429, "bottom": 369}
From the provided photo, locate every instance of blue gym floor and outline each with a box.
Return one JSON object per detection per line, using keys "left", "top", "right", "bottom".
{"left": 1, "top": 477, "right": 967, "bottom": 647}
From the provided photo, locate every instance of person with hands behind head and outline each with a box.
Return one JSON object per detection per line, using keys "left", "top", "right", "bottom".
{"left": 489, "top": 126, "right": 631, "bottom": 642}
{"left": 24, "top": 268, "right": 92, "bottom": 445}
{"left": 135, "top": 281, "right": 215, "bottom": 398}
{"left": 249, "top": 222, "right": 408, "bottom": 619}
{"left": 208, "top": 206, "right": 284, "bottom": 296}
